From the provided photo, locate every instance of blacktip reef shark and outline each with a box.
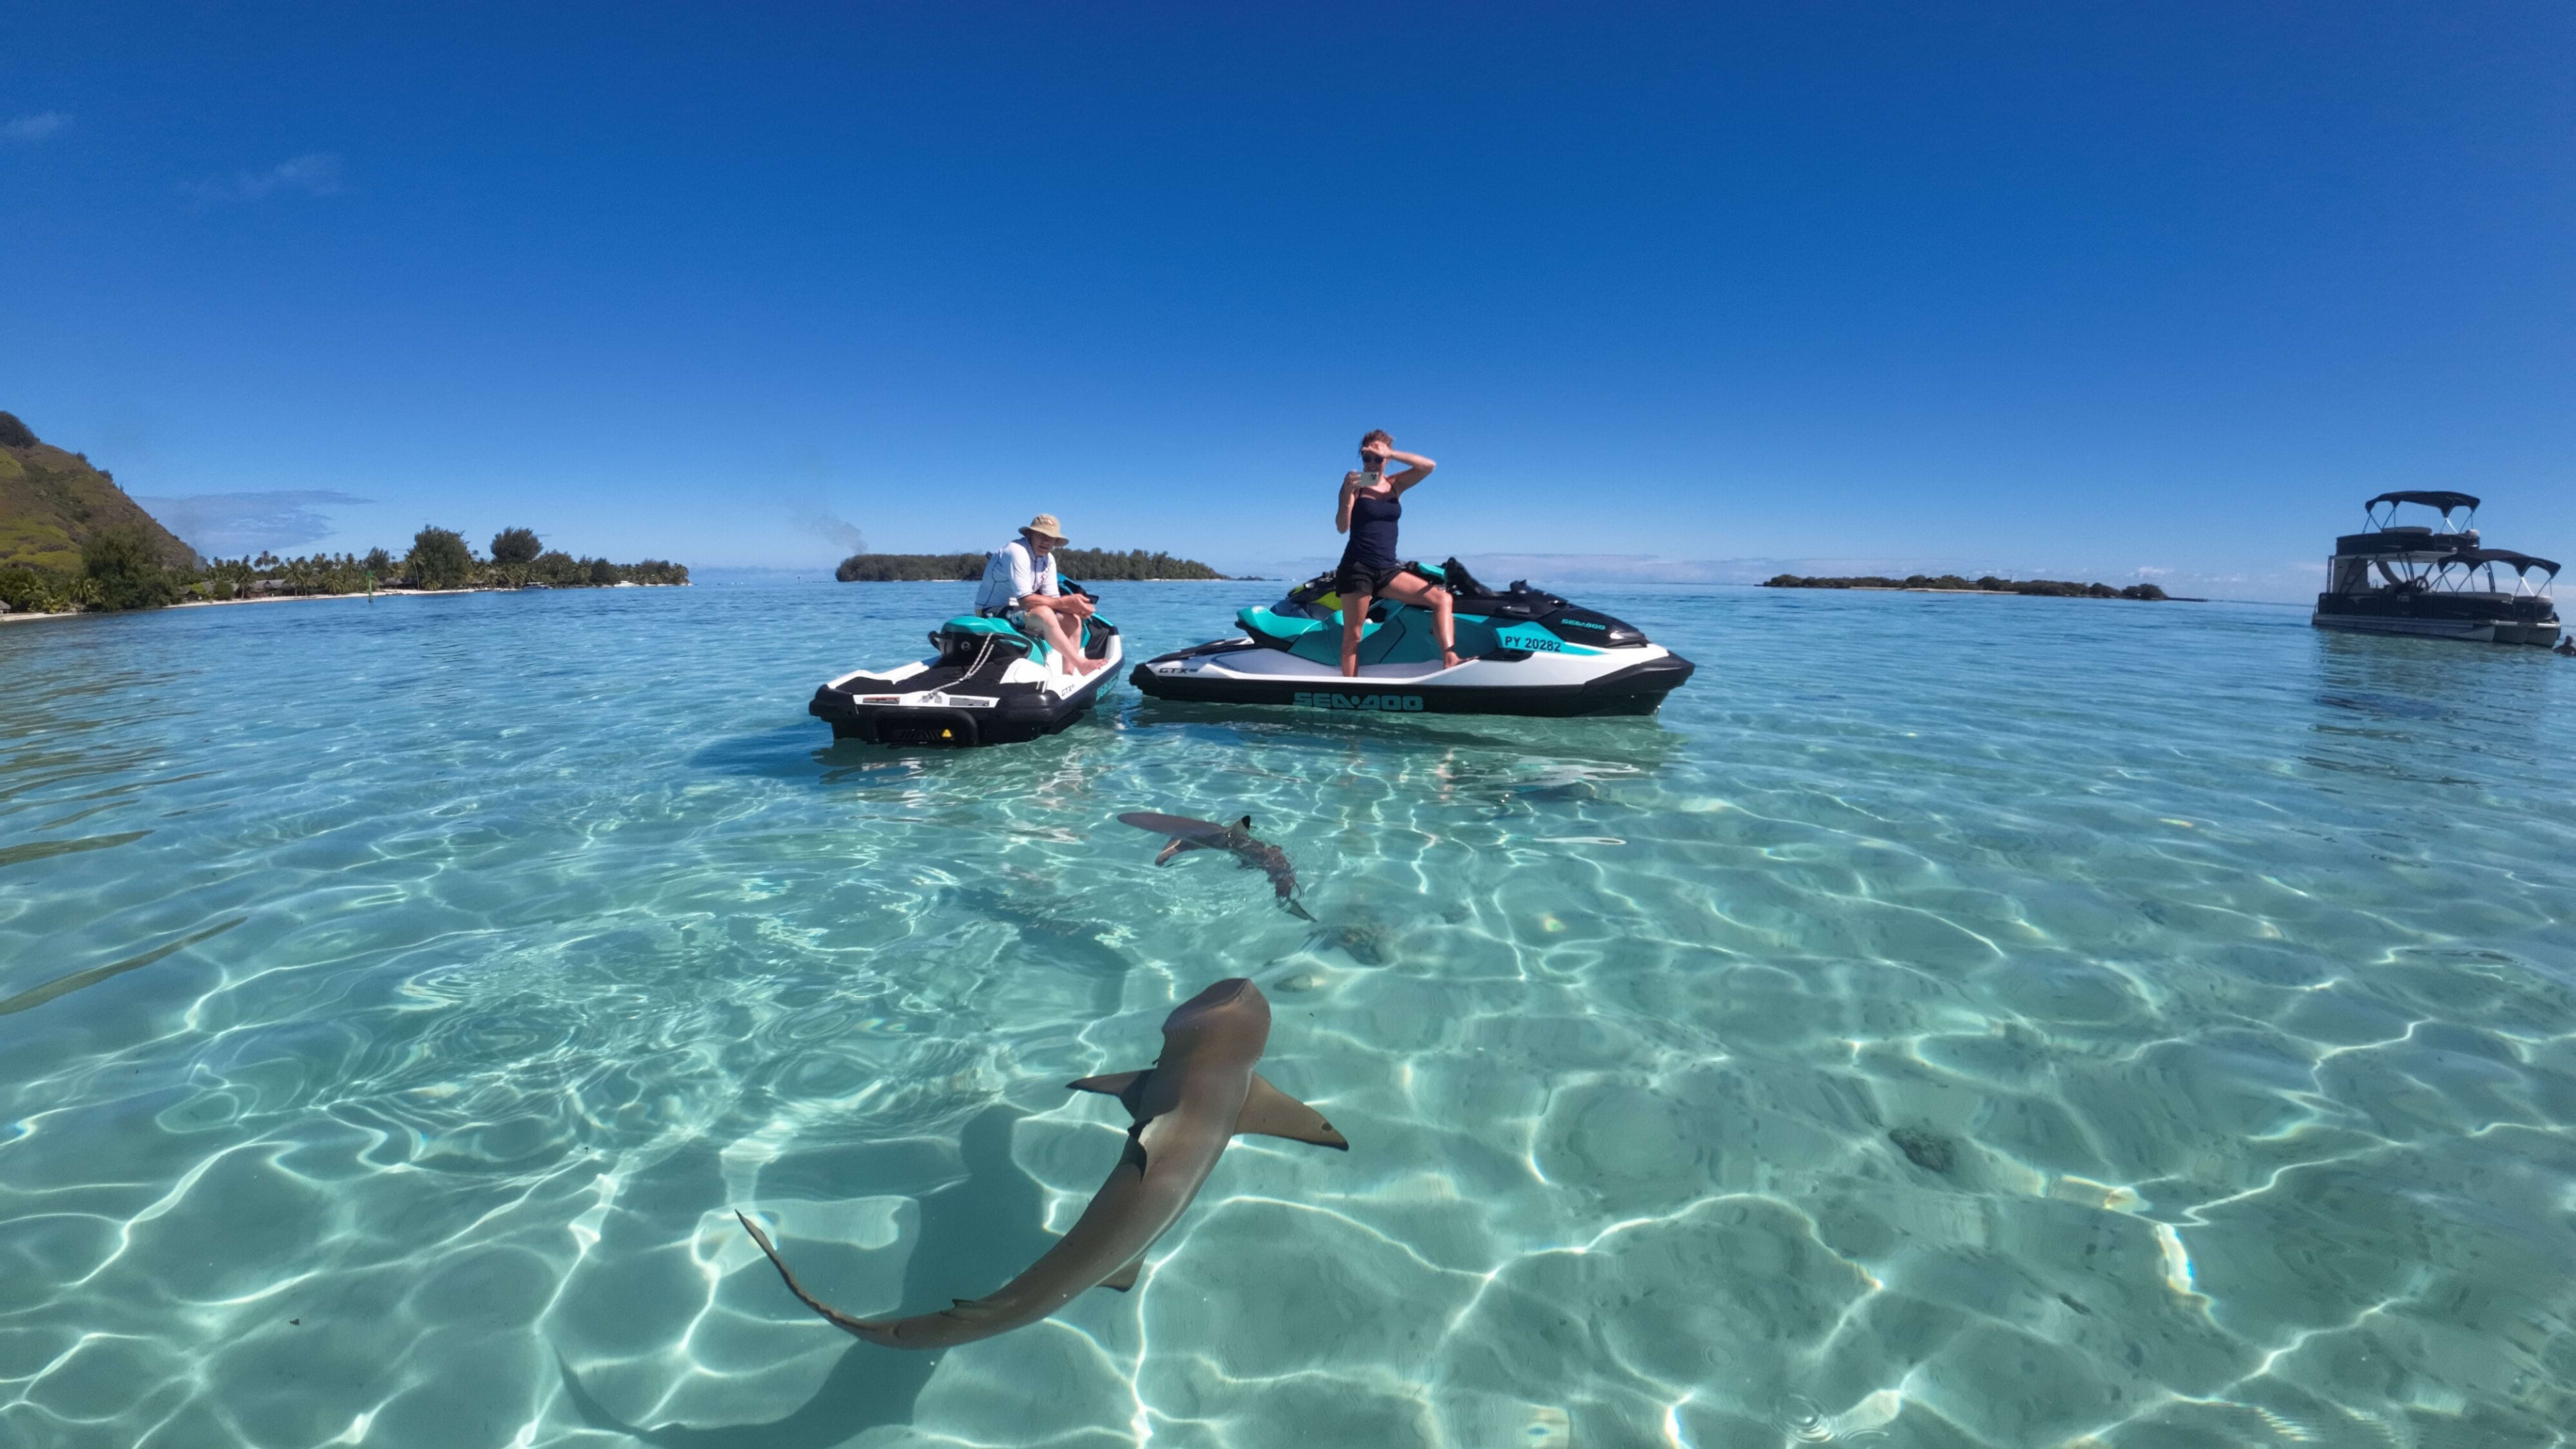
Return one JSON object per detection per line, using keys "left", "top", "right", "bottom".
{"left": 737, "top": 977, "right": 1346, "bottom": 1350}
{"left": 1116, "top": 811, "right": 1316, "bottom": 920}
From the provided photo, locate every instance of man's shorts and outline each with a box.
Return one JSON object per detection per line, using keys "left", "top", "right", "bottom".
{"left": 1334, "top": 560, "right": 1404, "bottom": 599}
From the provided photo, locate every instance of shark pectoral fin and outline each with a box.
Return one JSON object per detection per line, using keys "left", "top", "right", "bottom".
{"left": 1284, "top": 898, "right": 1317, "bottom": 922}
{"left": 1235, "top": 1073, "right": 1350, "bottom": 1150}
{"left": 1098, "top": 1254, "right": 1146, "bottom": 1293}
{"left": 1068, "top": 1069, "right": 1154, "bottom": 1116}
{"left": 1154, "top": 838, "right": 1203, "bottom": 866}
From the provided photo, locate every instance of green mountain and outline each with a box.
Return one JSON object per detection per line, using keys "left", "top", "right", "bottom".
{"left": 0, "top": 411, "right": 199, "bottom": 574}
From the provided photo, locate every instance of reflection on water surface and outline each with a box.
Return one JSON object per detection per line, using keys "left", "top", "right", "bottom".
{"left": 2, "top": 582, "right": 2573, "bottom": 1446}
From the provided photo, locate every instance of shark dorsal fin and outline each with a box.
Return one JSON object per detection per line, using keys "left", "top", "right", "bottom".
{"left": 1234, "top": 1072, "right": 1348, "bottom": 1150}
{"left": 1238, "top": 815, "right": 1253, "bottom": 830}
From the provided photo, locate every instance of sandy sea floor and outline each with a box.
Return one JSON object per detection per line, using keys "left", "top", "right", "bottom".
{"left": 3, "top": 577, "right": 2573, "bottom": 1447}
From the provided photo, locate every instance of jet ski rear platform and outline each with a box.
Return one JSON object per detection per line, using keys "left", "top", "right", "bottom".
{"left": 813, "top": 607, "right": 1122, "bottom": 747}
{"left": 1130, "top": 560, "right": 1692, "bottom": 718}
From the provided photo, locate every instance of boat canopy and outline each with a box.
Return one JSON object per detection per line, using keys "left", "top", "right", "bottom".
{"left": 2366, "top": 490, "right": 2480, "bottom": 515}
{"left": 2332, "top": 529, "right": 2477, "bottom": 557}
{"left": 2443, "top": 548, "right": 2559, "bottom": 577}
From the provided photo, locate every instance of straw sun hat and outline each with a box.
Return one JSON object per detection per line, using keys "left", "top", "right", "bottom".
{"left": 1022, "top": 514, "right": 1069, "bottom": 545}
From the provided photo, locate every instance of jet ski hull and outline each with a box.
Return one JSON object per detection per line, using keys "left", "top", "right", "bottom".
{"left": 813, "top": 616, "right": 1122, "bottom": 747}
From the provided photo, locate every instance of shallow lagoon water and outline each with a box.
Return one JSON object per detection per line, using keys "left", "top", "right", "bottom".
{"left": 3, "top": 577, "right": 2575, "bottom": 1448}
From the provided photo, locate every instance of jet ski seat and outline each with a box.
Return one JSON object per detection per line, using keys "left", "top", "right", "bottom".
{"left": 932, "top": 614, "right": 1038, "bottom": 657}
{"left": 1237, "top": 604, "right": 1379, "bottom": 651}
{"left": 932, "top": 611, "right": 1117, "bottom": 669}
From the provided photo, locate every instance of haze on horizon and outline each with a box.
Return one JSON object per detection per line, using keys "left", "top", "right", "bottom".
{"left": 4, "top": 3, "right": 2570, "bottom": 601}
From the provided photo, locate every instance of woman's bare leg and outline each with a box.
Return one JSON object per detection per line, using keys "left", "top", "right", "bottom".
{"left": 1379, "top": 576, "right": 1463, "bottom": 669}
{"left": 1339, "top": 590, "right": 1373, "bottom": 676}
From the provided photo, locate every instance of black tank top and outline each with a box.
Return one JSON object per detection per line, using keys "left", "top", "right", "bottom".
{"left": 1342, "top": 484, "right": 1402, "bottom": 570}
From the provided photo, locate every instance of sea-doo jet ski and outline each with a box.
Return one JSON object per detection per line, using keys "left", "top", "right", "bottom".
{"left": 1130, "top": 559, "right": 1691, "bottom": 716}
{"left": 812, "top": 592, "right": 1122, "bottom": 746}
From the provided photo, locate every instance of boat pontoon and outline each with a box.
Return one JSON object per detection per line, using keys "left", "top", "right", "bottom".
{"left": 1130, "top": 559, "right": 1693, "bottom": 716}
{"left": 2312, "top": 492, "right": 2560, "bottom": 647}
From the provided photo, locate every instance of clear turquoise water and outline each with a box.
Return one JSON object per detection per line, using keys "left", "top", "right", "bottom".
{"left": 4, "top": 579, "right": 2575, "bottom": 1448}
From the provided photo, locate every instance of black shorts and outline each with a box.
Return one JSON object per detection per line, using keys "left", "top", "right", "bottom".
{"left": 1334, "top": 560, "right": 1404, "bottom": 599}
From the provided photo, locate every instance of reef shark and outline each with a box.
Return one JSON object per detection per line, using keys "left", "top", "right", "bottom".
{"left": 737, "top": 977, "right": 1346, "bottom": 1350}
{"left": 1117, "top": 811, "right": 1316, "bottom": 920}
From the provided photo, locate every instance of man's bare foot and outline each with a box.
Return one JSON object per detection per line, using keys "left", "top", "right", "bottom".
{"left": 1442, "top": 652, "right": 1464, "bottom": 669}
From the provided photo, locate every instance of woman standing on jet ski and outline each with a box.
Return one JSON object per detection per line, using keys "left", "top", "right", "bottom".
{"left": 1335, "top": 429, "right": 1462, "bottom": 676}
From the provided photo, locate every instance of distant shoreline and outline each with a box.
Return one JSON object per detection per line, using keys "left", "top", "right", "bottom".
{"left": 1, "top": 582, "right": 686, "bottom": 625}
{"left": 835, "top": 572, "right": 1246, "bottom": 577}
{"left": 835, "top": 548, "right": 1228, "bottom": 582}
{"left": 1764, "top": 572, "right": 2175, "bottom": 601}
{"left": 1809, "top": 585, "right": 2190, "bottom": 597}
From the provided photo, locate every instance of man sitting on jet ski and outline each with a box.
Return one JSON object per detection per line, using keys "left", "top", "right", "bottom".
{"left": 1335, "top": 430, "right": 1462, "bottom": 676}
{"left": 973, "top": 513, "right": 1106, "bottom": 676}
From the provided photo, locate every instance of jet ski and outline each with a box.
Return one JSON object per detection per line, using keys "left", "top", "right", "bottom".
{"left": 1130, "top": 559, "right": 1692, "bottom": 716}
{"left": 811, "top": 592, "right": 1122, "bottom": 747}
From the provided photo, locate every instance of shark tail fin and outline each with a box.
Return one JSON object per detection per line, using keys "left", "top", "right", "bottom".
{"left": 1234, "top": 1073, "right": 1349, "bottom": 1150}
{"left": 735, "top": 1212, "right": 898, "bottom": 1342}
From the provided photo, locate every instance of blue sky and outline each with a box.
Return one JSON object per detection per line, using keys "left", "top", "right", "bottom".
{"left": 4, "top": 3, "right": 2570, "bottom": 597}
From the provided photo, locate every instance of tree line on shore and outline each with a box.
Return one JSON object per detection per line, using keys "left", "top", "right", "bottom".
{"left": 1, "top": 525, "right": 688, "bottom": 615}
{"left": 1763, "top": 573, "right": 2171, "bottom": 600}
{"left": 835, "top": 547, "right": 1226, "bottom": 582}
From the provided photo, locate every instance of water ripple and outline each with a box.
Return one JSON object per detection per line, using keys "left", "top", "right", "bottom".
{"left": 1, "top": 582, "right": 2572, "bottom": 1445}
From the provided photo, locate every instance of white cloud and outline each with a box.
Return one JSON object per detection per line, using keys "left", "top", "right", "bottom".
{"left": 3, "top": 112, "right": 70, "bottom": 142}
{"left": 183, "top": 152, "right": 344, "bottom": 201}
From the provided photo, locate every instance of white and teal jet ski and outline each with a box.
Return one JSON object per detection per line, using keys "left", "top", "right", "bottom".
{"left": 1130, "top": 559, "right": 1692, "bottom": 717}
{"left": 811, "top": 596, "right": 1122, "bottom": 747}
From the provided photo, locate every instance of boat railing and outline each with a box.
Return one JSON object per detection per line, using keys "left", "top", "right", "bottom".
{"left": 2428, "top": 552, "right": 2559, "bottom": 598}
{"left": 2339, "top": 554, "right": 2443, "bottom": 593}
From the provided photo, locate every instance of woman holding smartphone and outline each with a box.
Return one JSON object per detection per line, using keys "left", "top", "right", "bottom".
{"left": 1334, "top": 429, "right": 1461, "bottom": 676}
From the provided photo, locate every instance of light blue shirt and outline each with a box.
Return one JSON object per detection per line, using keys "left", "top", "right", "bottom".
{"left": 973, "top": 538, "right": 1059, "bottom": 613}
